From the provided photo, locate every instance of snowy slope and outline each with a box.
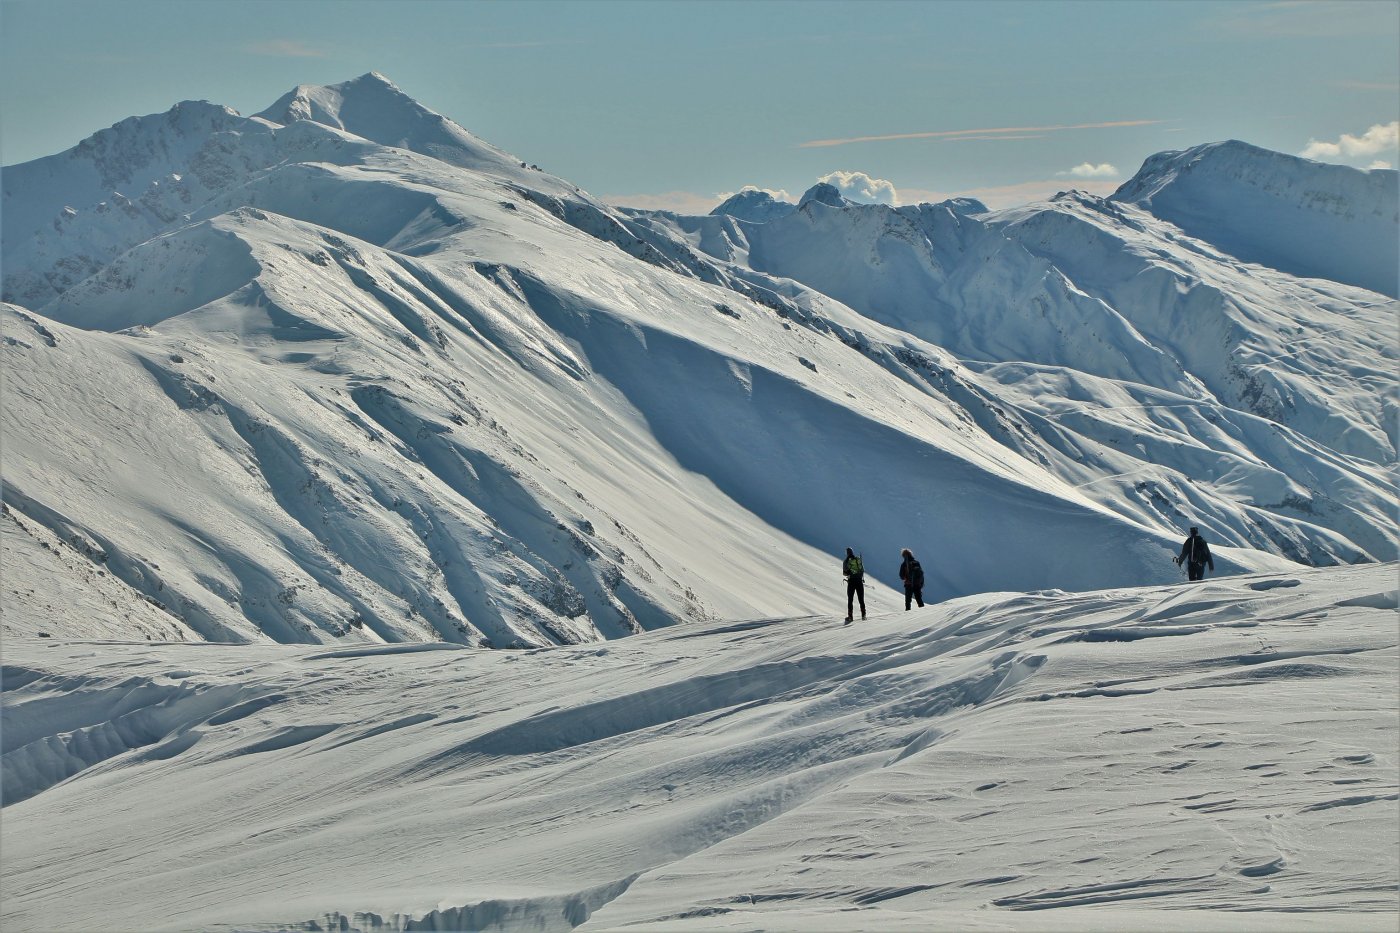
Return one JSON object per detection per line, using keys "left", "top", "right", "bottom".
{"left": 632, "top": 166, "right": 1397, "bottom": 566}
{"left": 2, "top": 564, "right": 1395, "bottom": 931}
{"left": 2, "top": 75, "right": 1393, "bottom": 649}
{"left": 1112, "top": 140, "right": 1400, "bottom": 298}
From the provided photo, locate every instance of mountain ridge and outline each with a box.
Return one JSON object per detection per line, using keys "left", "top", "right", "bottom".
{"left": 2, "top": 75, "right": 1393, "bottom": 647}
{"left": 1110, "top": 138, "right": 1399, "bottom": 296}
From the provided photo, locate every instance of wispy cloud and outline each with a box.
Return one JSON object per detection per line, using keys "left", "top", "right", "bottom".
{"left": 799, "top": 120, "right": 1163, "bottom": 149}
{"left": 1368, "top": 160, "right": 1394, "bottom": 170}
{"left": 1204, "top": 0, "right": 1397, "bottom": 39}
{"left": 943, "top": 134, "right": 1045, "bottom": 142}
{"left": 1300, "top": 121, "right": 1399, "bottom": 161}
{"left": 463, "top": 38, "right": 585, "bottom": 50}
{"left": 817, "top": 170, "right": 898, "bottom": 205}
{"left": 599, "top": 191, "right": 724, "bottom": 214}
{"left": 243, "top": 39, "right": 328, "bottom": 59}
{"left": 1057, "top": 162, "right": 1120, "bottom": 179}
{"left": 1334, "top": 80, "right": 1400, "bottom": 93}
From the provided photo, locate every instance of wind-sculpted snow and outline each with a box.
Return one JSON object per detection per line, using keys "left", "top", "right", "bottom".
{"left": 2, "top": 73, "right": 1395, "bottom": 647}
{"left": 2, "top": 566, "right": 1394, "bottom": 931}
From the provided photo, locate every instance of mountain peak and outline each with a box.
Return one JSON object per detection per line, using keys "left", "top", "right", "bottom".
{"left": 711, "top": 188, "right": 796, "bottom": 223}
{"left": 255, "top": 72, "right": 434, "bottom": 136}
{"left": 797, "top": 182, "right": 851, "bottom": 209}
{"left": 250, "top": 73, "right": 559, "bottom": 181}
{"left": 1112, "top": 138, "right": 1399, "bottom": 296}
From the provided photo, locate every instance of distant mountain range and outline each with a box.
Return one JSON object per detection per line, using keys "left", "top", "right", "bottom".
{"left": 4, "top": 73, "right": 1394, "bottom": 645}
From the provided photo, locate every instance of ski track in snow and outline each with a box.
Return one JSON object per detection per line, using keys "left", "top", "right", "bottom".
{"left": 2, "top": 564, "right": 1395, "bottom": 932}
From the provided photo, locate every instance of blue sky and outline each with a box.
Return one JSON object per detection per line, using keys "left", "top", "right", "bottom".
{"left": 2, "top": 0, "right": 1397, "bottom": 210}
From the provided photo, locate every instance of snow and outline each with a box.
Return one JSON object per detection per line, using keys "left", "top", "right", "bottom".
{"left": 797, "top": 182, "right": 853, "bottom": 209}
{"left": 1112, "top": 140, "right": 1400, "bottom": 298}
{"left": 2, "top": 74, "right": 1393, "bottom": 650}
{"left": 0, "top": 71, "right": 1396, "bottom": 932}
{"left": 710, "top": 189, "right": 797, "bottom": 224}
{"left": 2, "top": 564, "right": 1395, "bottom": 930}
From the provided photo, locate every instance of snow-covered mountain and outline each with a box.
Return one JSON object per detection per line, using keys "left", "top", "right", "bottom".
{"left": 1113, "top": 139, "right": 1399, "bottom": 298}
{"left": 630, "top": 153, "right": 1397, "bottom": 555}
{"left": 3, "top": 564, "right": 1396, "bottom": 930}
{"left": 2, "top": 74, "right": 1394, "bottom": 648}
{"left": 712, "top": 188, "right": 797, "bottom": 224}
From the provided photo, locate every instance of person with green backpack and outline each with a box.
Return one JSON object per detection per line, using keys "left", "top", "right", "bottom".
{"left": 842, "top": 547, "right": 866, "bottom": 623}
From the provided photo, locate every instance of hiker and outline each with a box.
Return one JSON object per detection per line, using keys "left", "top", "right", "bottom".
{"left": 1175, "top": 526, "right": 1214, "bottom": 581}
{"left": 899, "top": 548, "right": 924, "bottom": 610}
{"left": 842, "top": 547, "right": 866, "bottom": 623}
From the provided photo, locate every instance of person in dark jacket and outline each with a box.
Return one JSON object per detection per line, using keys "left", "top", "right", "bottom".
{"left": 1175, "top": 526, "right": 1214, "bottom": 581}
{"left": 842, "top": 547, "right": 866, "bottom": 623}
{"left": 898, "top": 548, "right": 924, "bottom": 610}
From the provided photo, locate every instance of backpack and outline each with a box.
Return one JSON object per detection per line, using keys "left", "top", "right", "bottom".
{"left": 847, "top": 555, "right": 864, "bottom": 577}
{"left": 907, "top": 558, "right": 924, "bottom": 589}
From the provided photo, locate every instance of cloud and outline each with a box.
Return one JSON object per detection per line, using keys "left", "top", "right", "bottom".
{"left": 1058, "top": 162, "right": 1120, "bottom": 178}
{"left": 944, "top": 134, "right": 1046, "bottom": 142}
{"left": 817, "top": 171, "right": 898, "bottom": 205}
{"left": 242, "top": 39, "right": 327, "bottom": 58}
{"left": 719, "top": 185, "right": 795, "bottom": 203}
{"left": 1335, "top": 80, "right": 1400, "bottom": 92}
{"left": 1206, "top": 0, "right": 1397, "bottom": 39}
{"left": 599, "top": 191, "right": 725, "bottom": 214}
{"left": 799, "top": 120, "right": 1163, "bottom": 149}
{"left": 463, "top": 39, "right": 586, "bottom": 49}
{"left": 1368, "top": 160, "right": 1394, "bottom": 170}
{"left": 1300, "top": 121, "right": 1399, "bottom": 161}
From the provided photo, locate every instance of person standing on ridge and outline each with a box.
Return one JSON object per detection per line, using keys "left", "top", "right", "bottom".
{"left": 1175, "top": 526, "right": 1214, "bottom": 581}
{"left": 899, "top": 548, "right": 924, "bottom": 610}
{"left": 843, "top": 547, "right": 866, "bottom": 623}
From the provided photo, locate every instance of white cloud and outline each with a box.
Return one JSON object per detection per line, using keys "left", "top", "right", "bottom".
{"left": 599, "top": 191, "right": 724, "bottom": 214}
{"left": 816, "top": 170, "right": 898, "bottom": 205}
{"left": 1368, "top": 160, "right": 1394, "bottom": 170}
{"left": 719, "top": 185, "right": 795, "bottom": 202}
{"left": 1058, "top": 162, "right": 1120, "bottom": 178}
{"left": 242, "top": 39, "right": 327, "bottom": 58}
{"left": 1300, "top": 121, "right": 1399, "bottom": 161}
{"left": 800, "top": 120, "right": 1163, "bottom": 149}
{"left": 1335, "top": 80, "right": 1400, "bottom": 92}
{"left": 1206, "top": 0, "right": 1398, "bottom": 39}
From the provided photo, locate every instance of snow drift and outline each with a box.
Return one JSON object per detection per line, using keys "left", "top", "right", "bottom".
{"left": 2, "top": 565, "right": 1395, "bottom": 930}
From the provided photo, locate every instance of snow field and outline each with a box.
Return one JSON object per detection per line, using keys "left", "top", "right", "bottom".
{"left": 2, "top": 564, "right": 1395, "bottom": 931}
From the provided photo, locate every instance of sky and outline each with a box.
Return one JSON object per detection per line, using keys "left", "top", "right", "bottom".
{"left": 2, "top": 0, "right": 1397, "bottom": 211}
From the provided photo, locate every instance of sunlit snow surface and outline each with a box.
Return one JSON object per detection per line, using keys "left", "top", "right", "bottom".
{"left": 3, "top": 564, "right": 1396, "bottom": 931}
